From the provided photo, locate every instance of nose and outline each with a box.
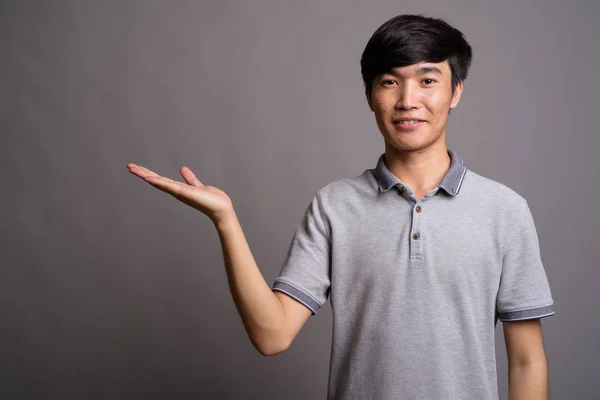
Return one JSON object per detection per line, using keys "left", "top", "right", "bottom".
{"left": 395, "top": 82, "right": 419, "bottom": 110}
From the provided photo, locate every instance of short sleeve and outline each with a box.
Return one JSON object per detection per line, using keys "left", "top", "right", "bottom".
{"left": 496, "top": 200, "right": 555, "bottom": 322}
{"left": 272, "top": 192, "right": 331, "bottom": 315}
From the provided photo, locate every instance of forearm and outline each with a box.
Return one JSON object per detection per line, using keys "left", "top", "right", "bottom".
{"left": 214, "top": 209, "right": 288, "bottom": 356}
{"left": 508, "top": 361, "right": 548, "bottom": 400}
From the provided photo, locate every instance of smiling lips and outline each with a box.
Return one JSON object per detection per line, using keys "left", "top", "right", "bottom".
{"left": 392, "top": 118, "right": 425, "bottom": 130}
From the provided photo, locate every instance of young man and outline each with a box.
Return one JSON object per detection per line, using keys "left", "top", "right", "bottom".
{"left": 128, "top": 14, "right": 555, "bottom": 400}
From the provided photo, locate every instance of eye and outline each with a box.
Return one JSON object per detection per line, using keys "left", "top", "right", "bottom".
{"left": 422, "top": 78, "right": 436, "bottom": 85}
{"left": 382, "top": 79, "right": 397, "bottom": 86}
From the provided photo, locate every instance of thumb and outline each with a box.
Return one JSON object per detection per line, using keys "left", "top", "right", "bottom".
{"left": 180, "top": 166, "right": 204, "bottom": 188}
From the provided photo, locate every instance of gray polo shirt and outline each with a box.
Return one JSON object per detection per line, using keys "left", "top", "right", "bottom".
{"left": 272, "top": 150, "right": 555, "bottom": 400}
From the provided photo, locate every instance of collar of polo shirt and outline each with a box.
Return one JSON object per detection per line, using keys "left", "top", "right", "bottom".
{"left": 374, "top": 150, "right": 468, "bottom": 196}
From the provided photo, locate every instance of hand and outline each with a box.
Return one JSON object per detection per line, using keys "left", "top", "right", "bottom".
{"left": 127, "top": 163, "right": 234, "bottom": 224}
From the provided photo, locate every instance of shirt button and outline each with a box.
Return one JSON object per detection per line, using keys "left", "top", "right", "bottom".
{"left": 416, "top": 206, "right": 422, "bottom": 213}
{"left": 412, "top": 233, "right": 420, "bottom": 240}
{"left": 399, "top": 186, "right": 407, "bottom": 193}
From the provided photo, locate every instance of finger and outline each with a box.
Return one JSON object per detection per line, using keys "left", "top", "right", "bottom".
{"left": 145, "top": 174, "right": 186, "bottom": 189}
{"left": 127, "top": 164, "right": 160, "bottom": 179}
{"left": 144, "top": 175, "right": 188, "bottom": 197}
{"left": 180, "top": 166, "right": 204, "bottom": 188}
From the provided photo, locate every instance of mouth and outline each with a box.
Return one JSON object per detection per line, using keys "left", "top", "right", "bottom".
{"left": 392, "top": 119, "right": 425, "bottom": 131}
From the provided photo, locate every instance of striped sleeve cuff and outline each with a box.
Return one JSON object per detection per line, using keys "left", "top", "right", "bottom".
{"left": 497, "top": 304, "right": 556, "bottom": 322}
{"left": 272, "top": 281, "right": 321, "bottom": 315}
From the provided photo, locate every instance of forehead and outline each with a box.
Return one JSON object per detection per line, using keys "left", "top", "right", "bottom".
{"left": 384, "top": 60, "right": 451, "bottom": 77}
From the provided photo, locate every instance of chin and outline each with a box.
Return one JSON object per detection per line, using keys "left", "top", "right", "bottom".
{"left": 386, "top": 136, "right": 439, "bottom": 153}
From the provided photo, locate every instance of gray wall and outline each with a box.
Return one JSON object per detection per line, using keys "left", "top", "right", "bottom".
{"left": 1, "top": 0, "right": 597, "bottom": 398}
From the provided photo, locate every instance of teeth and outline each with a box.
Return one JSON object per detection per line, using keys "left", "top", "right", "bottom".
{"left": 397, "top": 120, "right": 419, "bottom": 124}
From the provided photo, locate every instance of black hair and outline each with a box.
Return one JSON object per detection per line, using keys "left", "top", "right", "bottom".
{"left": 360, "top": 14, "right": 473, "bottom": 98}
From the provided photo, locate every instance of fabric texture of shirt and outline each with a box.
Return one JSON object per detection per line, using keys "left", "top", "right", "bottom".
{"left": 271, "top": 150, "right": 555, "bottom": 400}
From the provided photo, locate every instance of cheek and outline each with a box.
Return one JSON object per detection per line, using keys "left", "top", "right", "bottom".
{"left": 373, "top": 98, "right": 393, "bottom": 116}
{"left": 426, "top": 92, "right": 452, "bottom": 118}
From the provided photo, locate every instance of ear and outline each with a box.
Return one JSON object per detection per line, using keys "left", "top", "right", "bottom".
{"left": 449, "top": 81, "right": 464, "bottom": 109}
{"left": 366, "top": 87, "right": 374, "bottom": 112}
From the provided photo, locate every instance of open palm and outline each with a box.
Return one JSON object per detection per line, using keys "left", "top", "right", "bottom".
{"left": 127, "top": 163, "right": 233, "bottom": 223}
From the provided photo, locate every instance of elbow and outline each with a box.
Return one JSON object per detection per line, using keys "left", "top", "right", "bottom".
{"left": 258, "top": 347, "right": 286, "bottom": 357}
{"left": 253, "top": 336, "right": 291, "bottom": 357}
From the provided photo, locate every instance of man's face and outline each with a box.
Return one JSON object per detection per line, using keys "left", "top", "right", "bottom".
{"left": 366, "top": 60, "right": 463, "bottom": 154}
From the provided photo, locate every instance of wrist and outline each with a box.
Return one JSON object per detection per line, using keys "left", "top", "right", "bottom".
{"left": 213, "top": 208, "right": 238, "bottom": 231}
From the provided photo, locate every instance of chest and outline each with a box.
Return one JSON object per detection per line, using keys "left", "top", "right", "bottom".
{"left": 329, "top": 200, "right": 504, "bottom": 307}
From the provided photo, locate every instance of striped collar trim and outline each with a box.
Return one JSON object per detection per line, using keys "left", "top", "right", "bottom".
{"left": 374, "top": 150, "right": 467, "bottom": 196}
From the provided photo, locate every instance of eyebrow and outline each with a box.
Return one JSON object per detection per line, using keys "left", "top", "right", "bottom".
{"left": 383, "top": 65, "right": 444, "bottom": 79}
{"left": 415, "top": 66, "right": 443, "bottom": 75}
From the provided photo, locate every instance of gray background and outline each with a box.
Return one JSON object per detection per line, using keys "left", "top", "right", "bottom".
{"left": 1, "top": 0, "right": 597, "bottom": 398}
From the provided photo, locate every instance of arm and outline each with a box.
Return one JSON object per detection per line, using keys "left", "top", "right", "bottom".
{"left": 215, "top": 210, "right": 312, "bottom": 356}
{"left": 503, "top": 319, "right": 549, "bottom": 400}
{"left": 127, "top": 163, "right": 311, "bottom": 357}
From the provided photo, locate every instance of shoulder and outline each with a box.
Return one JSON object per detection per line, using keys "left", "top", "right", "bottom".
{"left": 313, "top": 169, "right": 377, "bottom": 208}
{"left": 459, "top": 169, "right": 533, "bottom": 236}
{"left": 462, "top": 169, "right": 528, "bottom": 209}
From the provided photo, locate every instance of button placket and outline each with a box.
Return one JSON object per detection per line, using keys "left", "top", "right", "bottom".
{"left": 410, "top": 202, "right": 423, "bottom": 259}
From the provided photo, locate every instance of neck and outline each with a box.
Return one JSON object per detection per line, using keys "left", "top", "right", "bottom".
{"left": 384, "top": 140, "right": 451, "bottom": 194}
